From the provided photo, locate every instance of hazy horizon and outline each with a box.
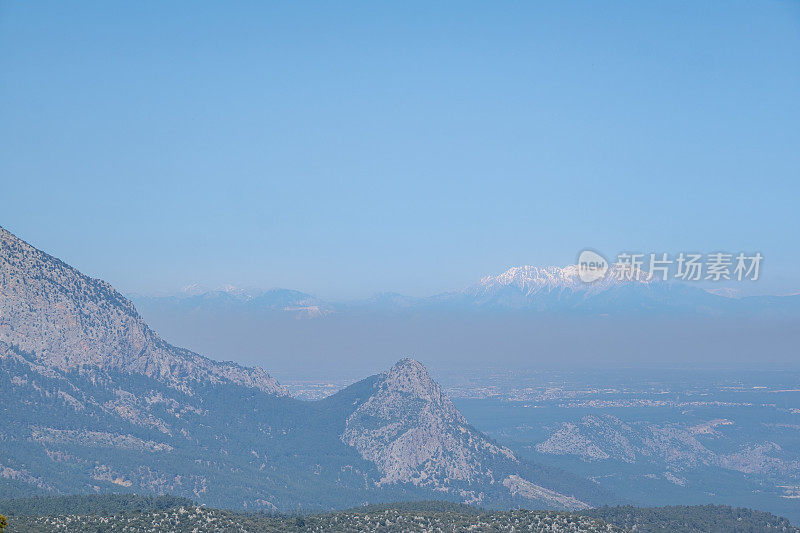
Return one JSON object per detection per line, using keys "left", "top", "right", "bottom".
{"left": 135, "top": 305, "right": 800, "bottom": 378}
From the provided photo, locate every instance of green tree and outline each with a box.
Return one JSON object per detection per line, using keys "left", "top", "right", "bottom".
{"left": 0, "top": 514, "right": 7, "bottom": 532}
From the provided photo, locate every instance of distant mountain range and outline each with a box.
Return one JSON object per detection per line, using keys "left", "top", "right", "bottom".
{"left": 0, "top": 226, "right": 612, "bottom": 510}
{"left": 139, "top": 285, "right": 335, "bottom": 319}
{"left": 132, "top": 264, "right": 800, "bottom": 319}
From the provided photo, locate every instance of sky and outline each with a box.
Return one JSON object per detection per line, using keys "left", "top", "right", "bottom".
{"left": 2, "top": 1, "right": 799, "bottom": 299}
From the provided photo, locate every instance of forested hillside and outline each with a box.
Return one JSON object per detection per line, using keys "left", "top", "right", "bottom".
{"left": 1, "top": 495, "right": 797, "bottom": 533}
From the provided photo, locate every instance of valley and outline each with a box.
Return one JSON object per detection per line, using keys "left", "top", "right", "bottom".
{"left": 445, "top": 369, "right": 800, "bottom": 523}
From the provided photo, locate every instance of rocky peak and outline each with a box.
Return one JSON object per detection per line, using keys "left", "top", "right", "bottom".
{"left": 340, "top": 359, "right": 591, "bottom": 509}
{"left": 381, "top": 358, "right": 456, "bottom": 409}
{"left": 0, "top": 226, "right": 287, "bottom": 396}
{"left": 342, "top": 358, "right": 513, "bottom": 489}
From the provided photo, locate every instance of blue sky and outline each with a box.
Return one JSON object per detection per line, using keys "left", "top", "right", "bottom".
{"left": 1, "top": 1, "right": 799, "bottom": 298}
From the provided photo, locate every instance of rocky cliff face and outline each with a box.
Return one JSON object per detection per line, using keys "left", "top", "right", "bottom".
{"left": 536, "top": 414, "right": 800, "bottom": 480}
{"left": 0, "top": 226, "right": 286, "bottom": 395}
{"left": 341, "top": 358, "right": 591, "bottom": 509}
{"left": 342, "top": 359, "right": 516, "bottom": 486}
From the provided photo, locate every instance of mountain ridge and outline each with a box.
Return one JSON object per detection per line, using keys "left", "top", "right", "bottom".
{"left": 131, "top": 264, "right": 800, "bottom": 318}
{"left": 0, "top": 225, "right": 610, "bottom": 510}
{"left": 0, "top": 226, "right": 287, "bottom": 396}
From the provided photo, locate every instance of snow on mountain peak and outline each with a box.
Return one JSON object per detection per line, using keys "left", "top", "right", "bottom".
{"left": 180, "top": 283, "right": 207, "bottom": 296}
{"left": 479, "top": 264, "right": 653, "bottom": 295}
{"left": 481, "top": 265, "right": 583, "bottom": 290}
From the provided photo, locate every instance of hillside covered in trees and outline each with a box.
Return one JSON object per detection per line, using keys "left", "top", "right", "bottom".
{"left": 1, "top": 495, "right": 797, "bottom": 532}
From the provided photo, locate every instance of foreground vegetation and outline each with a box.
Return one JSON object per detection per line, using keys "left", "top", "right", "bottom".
{"left": 0, "top": 494, "right": 192, "bottom": 517}
{"left": 0, "top": 495, "right": 797, "bottom": 532}
{"left": 585, "top": 504, "right": 800, "bottom": 533}
{"left": 3, "top": 507, "right": 621, "bottom": 533}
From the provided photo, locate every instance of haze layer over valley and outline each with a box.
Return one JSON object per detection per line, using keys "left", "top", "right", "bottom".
{"left": 131, "top": 269, "right": 800, "bottom": 377}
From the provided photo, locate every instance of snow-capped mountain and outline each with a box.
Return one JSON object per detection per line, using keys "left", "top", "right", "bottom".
{"left": 478, "top": 264, "right": 653, "bottom": 293}
{"left": 460, "top": 264, "right": 656, "bottom": 306}
{"left": 132, "top": 264, "right": 799, "bottom": 319}
{"left": 431, "top": 264, "right": 731, "bottom": 314}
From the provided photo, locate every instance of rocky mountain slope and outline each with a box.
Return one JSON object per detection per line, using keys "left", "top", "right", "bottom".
{"left": 341, "top": 359, "right": 595, "bottom": 509}
{"left": 0, "top": 226, "right": 609, "bottom": 510}
{"left": 536, "top": 414, "right": 800, "bottom": 481}
{"left": 343, "top": 358, "right": 515, "bottom": 486}
{"left": 0, "top": 226, "right": 286, "bottom": 395}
